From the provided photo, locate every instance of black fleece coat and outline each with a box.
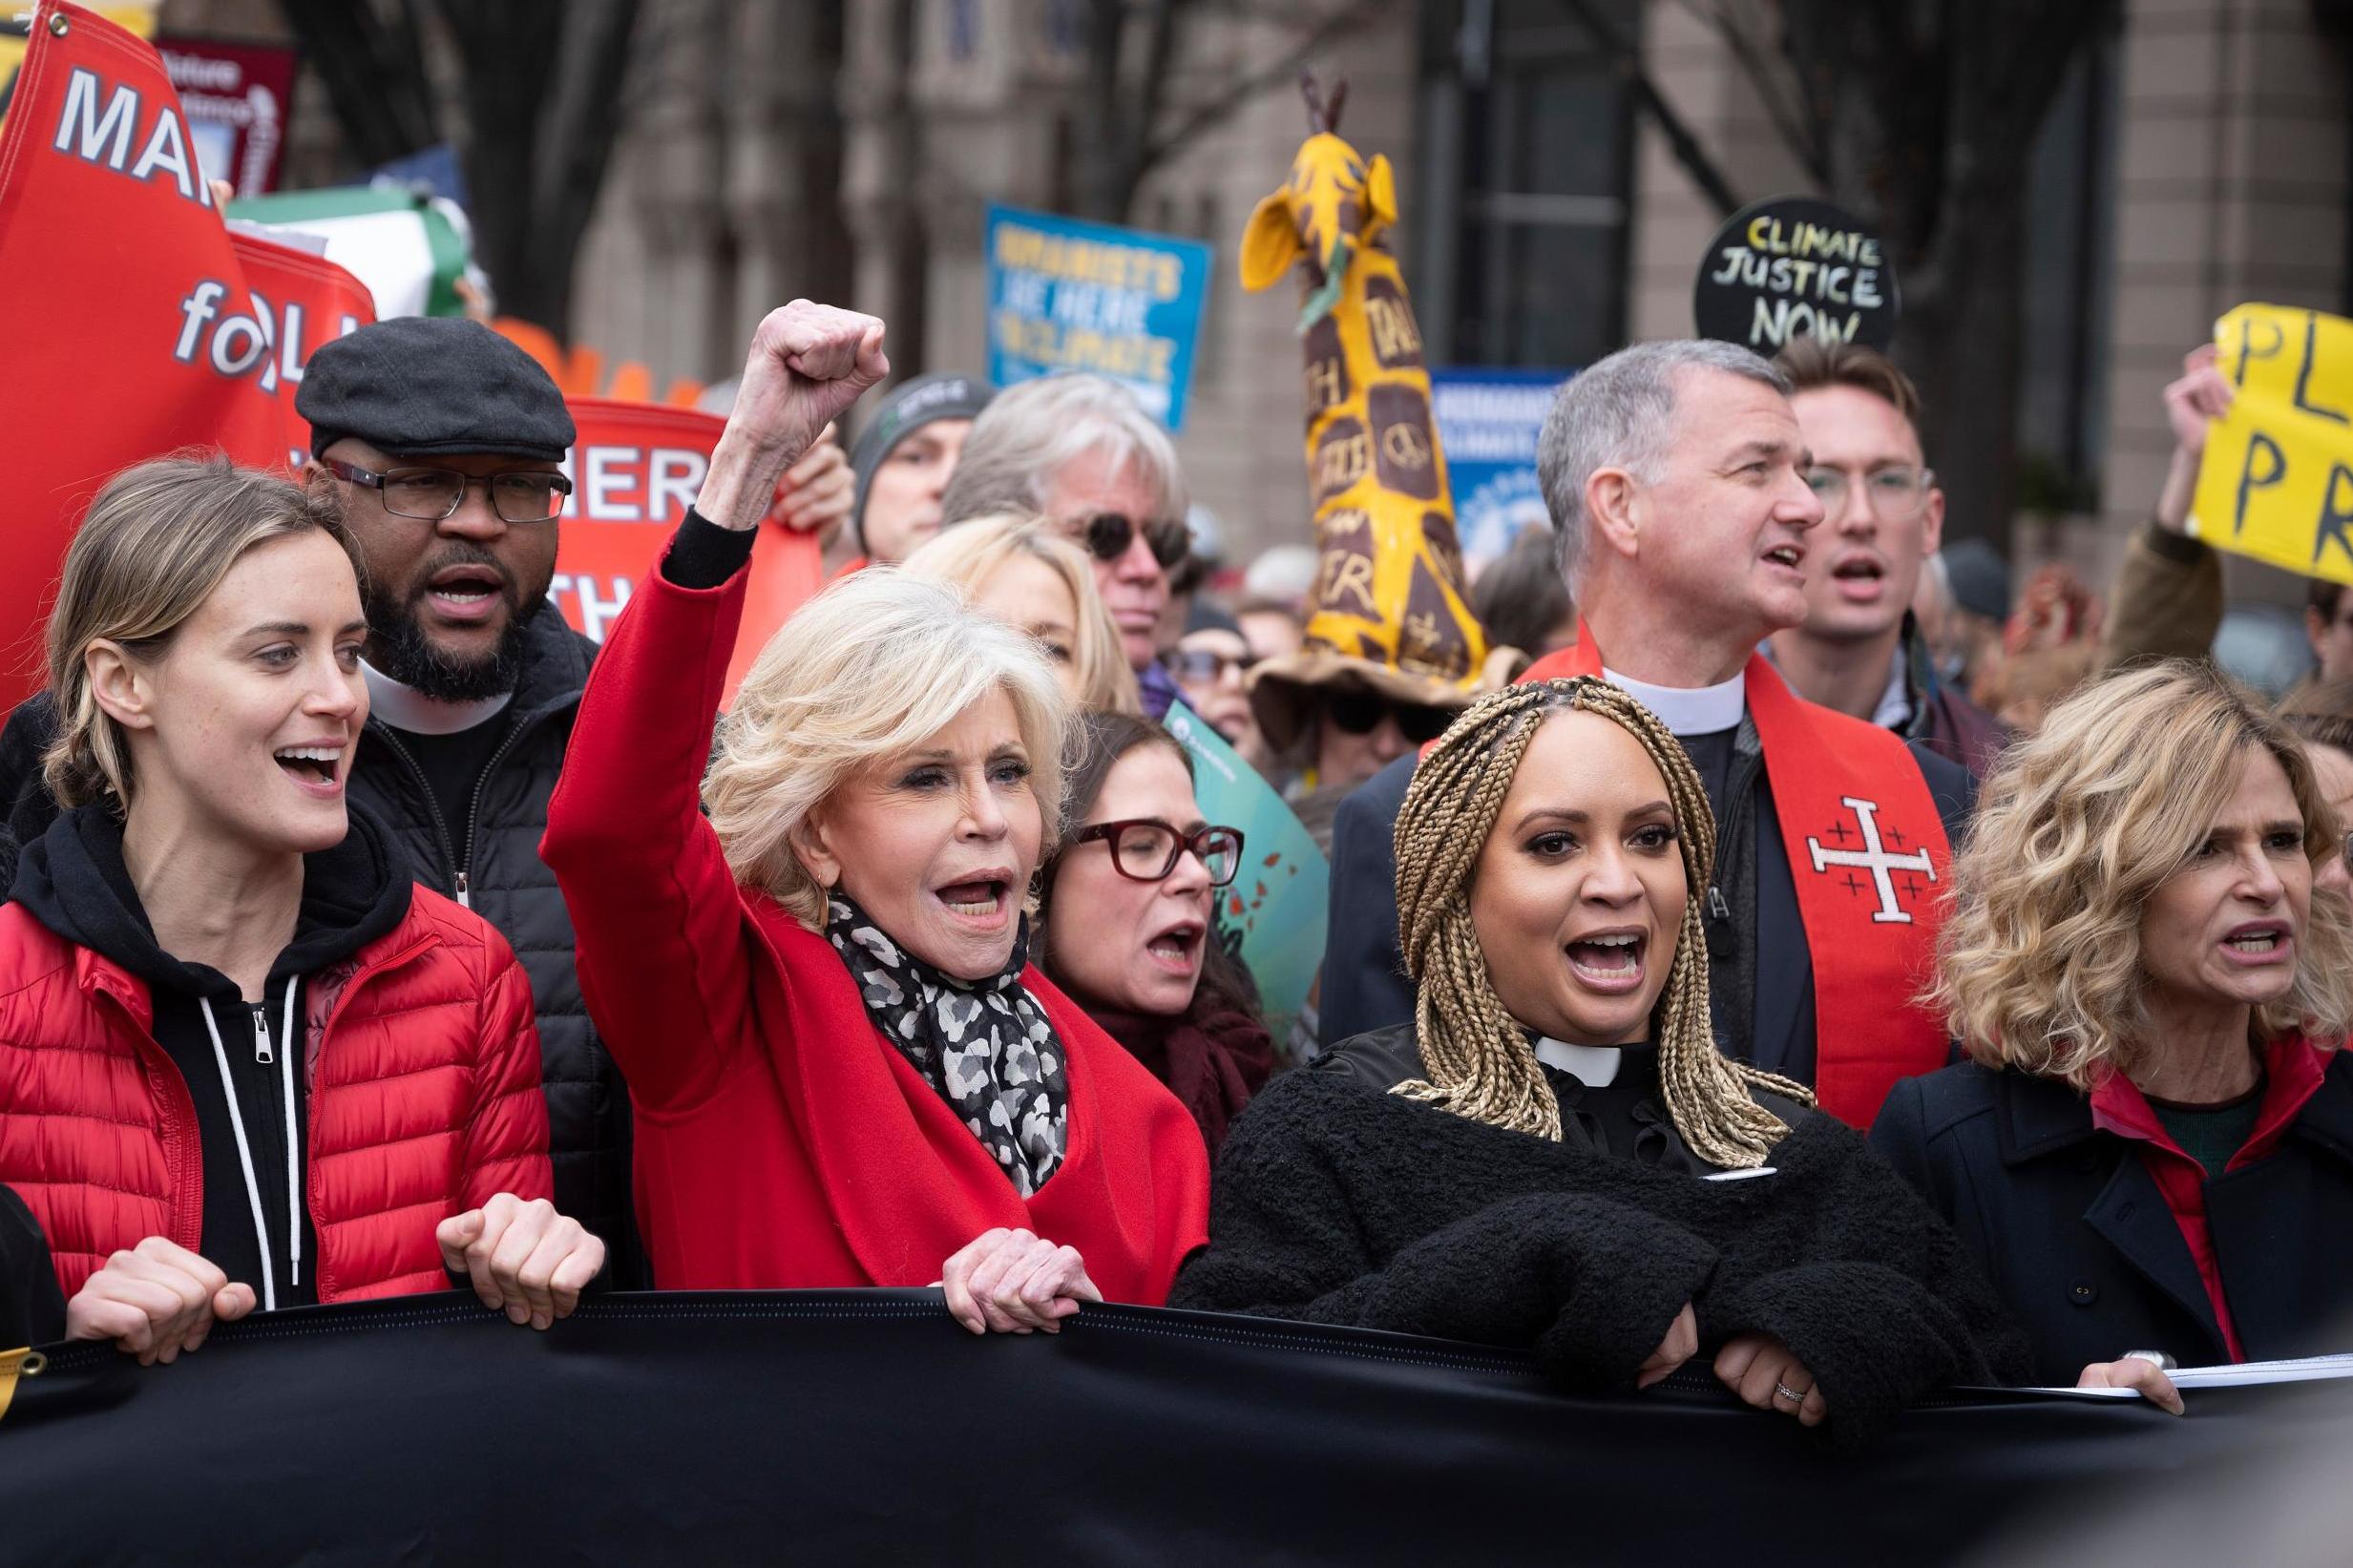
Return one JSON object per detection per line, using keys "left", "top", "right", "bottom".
{"left": 1, "top": 1183, "right": 63, "bottom": 1348}
{"left": 0, "top": 604, "right": 637, "bottom": 1281}
{"left": 1171, "top": 1030, "right": 2031, "bottom": 1444}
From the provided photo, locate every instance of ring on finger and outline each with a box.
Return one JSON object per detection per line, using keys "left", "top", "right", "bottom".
{"left": 1774, "top": 1381, "right": 1809, "bottom": 1408}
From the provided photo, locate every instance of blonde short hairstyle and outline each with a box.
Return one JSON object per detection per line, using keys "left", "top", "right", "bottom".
{"left": 1933, "top": 661, "right": 2353, "bottom": 1090}
{"left": 44, "top": 455, "right": 356, "bottom": 809}
{"left": 704, "top": 569, "right": 1071, "bottom": 929}
{"left": 899, "top": 512, "right": 1141, "bottom": 716}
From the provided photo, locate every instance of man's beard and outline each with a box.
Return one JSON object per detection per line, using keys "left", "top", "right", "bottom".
{"left": 365, "top": 568, "right": 544, "bottom": 703}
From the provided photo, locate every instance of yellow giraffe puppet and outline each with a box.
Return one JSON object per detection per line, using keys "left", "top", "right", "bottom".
{"left": 1240, "top": 73, "right": 1510, "bottom": 759}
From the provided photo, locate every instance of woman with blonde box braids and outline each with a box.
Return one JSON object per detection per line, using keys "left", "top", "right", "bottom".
{"left": 1174, "top": 678, "right": 2028, "bottom": 1442}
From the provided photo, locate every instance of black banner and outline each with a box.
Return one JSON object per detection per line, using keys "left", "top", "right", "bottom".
{"left": 3, "top": 1291, "right": 2346, "bottom": 1566}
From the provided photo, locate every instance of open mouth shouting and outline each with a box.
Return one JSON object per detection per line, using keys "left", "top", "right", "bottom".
{"left": 1145, "top": 919, "right": 1205, "bottom": 977}
{"left": 2218, "top": 919, "right": 2295, "bottom": 968}
{"left": 935, "top": 868, "right": 1018, "bottom": 932}
{"left": 1762, "top": 541, "right": 1807, "bottom": 579}
{"left": 1829, "top": 553, "right": 1887, "bottom": 601}
{"left": 422, "top": 562, "right": 512, "bottom": 626}
{"left": 1564, "top": 927, "right": 1649, "bottom": 994}
{"left": 272, "top": 739, "right": 348, "bottom": 799}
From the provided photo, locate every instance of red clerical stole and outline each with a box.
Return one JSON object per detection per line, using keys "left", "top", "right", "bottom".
{"left": 1517, "top": 626, "right": 1951, "bottom": 1126}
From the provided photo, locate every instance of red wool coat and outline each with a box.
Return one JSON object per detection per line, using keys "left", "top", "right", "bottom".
{"left": 542, "top": 561, "right": 1210, "bottom": 1299}
{"left": 0, "top": 894, "right": 552, "bottom": 1302}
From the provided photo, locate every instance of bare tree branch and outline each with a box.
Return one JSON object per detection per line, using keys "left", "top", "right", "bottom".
{"left": 1555, "top": 0, "right": 1741, "bottom": 218}
{"left": 1677, "top": 0, "right": 1827, "bottom": 186}
{"left": 1137, "top": 0, "right": 1385, "bottom": 174}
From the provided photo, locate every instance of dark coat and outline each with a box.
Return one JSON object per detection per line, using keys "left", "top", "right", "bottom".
{"left": 1900, "top": 620, "right": 2009, "bottom": 779}
{"left": 1317, "top": 738, "right": 1975, "bottom": 1068}
{"left": 1, "top": 1182, "right": 64, "bottom": 1348}
{"left": 0, "top": 602, "right": 637, "bottom": 1281}
{"left": 1870, "top": 1058, "right": 2353, "bottom": 1383}
{"left": 1171, "top": 1026, "right": 2031, "bottom": 1444}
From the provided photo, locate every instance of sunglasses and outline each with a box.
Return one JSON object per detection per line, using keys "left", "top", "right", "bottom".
{"left": 1074, "top": 512, "right": 1191, "bottom": 570}
{"left": 1074, "top": 819, "right": 1246, "bottom": 887}
{"left": 1325, "top": 690, "right": 1456, "bottom": 744}
{"left": 1163, "top": 648, "right": 1261, "bottom": 684}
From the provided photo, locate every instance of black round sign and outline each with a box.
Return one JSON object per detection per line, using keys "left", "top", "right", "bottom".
{"left": 1692, "top": 195, "right": 1901, "bottom": 354}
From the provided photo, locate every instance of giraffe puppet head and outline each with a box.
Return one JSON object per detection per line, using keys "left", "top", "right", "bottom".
{"left": 1240, "top": 73, "right": 1523, "bottom": 769}
{"left": 1241, "top": 74, "right": 1399, "bottom": 333}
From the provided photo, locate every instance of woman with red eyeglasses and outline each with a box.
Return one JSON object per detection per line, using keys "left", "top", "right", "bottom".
{"left": 1036, "top": 713, "right": 1273, "bottom": 1158}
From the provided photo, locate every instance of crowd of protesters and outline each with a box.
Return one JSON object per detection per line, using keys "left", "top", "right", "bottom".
{"left": 3, "top": 292, "right": 2351, "bottom": 1446}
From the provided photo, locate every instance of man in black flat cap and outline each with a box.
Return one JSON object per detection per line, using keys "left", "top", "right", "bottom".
{"left": 299, "top": 317, "right": 642, "bottom": 1278}
{"left": 0, "top": 318, "right": 641, "bottom": 1281}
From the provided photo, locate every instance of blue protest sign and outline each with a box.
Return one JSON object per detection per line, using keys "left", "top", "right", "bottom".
{"left": 1430, "top": 368, "right": 1569, "bottom": 574}
{"left": 985, "top": 202, "right": 1213, "bottom": 431}
{"left": 1159, "top": 701, "right": 1327, "bottom": 1043}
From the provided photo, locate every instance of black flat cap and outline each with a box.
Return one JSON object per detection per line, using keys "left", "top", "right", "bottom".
{"left": 299, "top": 317, "right": 576, "bottom": 463}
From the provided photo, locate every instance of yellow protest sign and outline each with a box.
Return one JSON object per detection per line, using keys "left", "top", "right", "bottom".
{"left": 2191, "top": 303, "right": 2353, "bottom": 585}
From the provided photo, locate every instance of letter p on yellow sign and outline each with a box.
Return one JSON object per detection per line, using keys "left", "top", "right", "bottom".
{"left": 2192, "top": 303, "right": 2353, "bottom": 584}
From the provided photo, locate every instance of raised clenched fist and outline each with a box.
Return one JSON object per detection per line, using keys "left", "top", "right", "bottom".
{"left": 700, "top": 302, "right": 889, "bottom": 530}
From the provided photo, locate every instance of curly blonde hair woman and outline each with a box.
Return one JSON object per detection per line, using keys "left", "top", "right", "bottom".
{"left": 1877, "top": 660, "right": 2353, "bottom": 1408}
{"left": 1930, "top": 661, "right": 2353, "bottom": 1089}
{"left": 1174, "top": 677, "right": 2027, "bottom": 1441}
{"left": 899, "top": 512, "right": 1141, "bottom": 716}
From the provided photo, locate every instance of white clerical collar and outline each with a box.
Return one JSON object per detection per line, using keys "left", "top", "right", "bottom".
{"left": 1535, "top": 1037, "right": 1622, "bottom": 1085}
{"left": 362, "top": 660, "right": 515, "bottom": 736}
{"left": 1599, "top": 666, "right": 1746, "bottom": 737}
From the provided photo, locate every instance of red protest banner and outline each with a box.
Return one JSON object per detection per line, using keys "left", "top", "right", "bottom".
{"left": 228, "top": 230, "right": 376, "bottom": 468}
{"left": 0, "top": 1, "right": 288, "bottom": 704}
{"left": 556, "top": 398, "right": 823, "bottom": 703}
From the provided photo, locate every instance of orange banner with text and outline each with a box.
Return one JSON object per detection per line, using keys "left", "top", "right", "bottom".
{"left": 555, "top": 399, "right": 822, "bottom": 703}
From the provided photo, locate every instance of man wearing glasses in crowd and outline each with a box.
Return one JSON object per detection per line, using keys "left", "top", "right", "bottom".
{"left": 295, "top": 318, "right": 657, "bottom": 1281}
{"left": 936, "top": 373, "right": 1195, "bottom": 717}
{"left": 1765, "top": 340, "right": 2006, "bottom": 778}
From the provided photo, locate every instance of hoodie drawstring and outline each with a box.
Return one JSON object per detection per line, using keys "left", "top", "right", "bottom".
{"left": 199, "top": 996, "right": 278, "bottom": 1313}
{"left": 281, "top": 982, "right": 301, "bottom": 1292}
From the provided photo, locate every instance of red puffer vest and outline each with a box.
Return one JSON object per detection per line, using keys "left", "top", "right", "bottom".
{"left": 0, "top": 891, "right": 553, "bottom": 1303}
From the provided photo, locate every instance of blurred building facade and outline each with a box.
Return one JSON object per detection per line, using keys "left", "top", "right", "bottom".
{"left": 168, "top": 0, "right": 2352, "bottom": 601}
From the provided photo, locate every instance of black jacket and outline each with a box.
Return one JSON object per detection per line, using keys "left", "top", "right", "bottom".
{"left": 0, "top": 603, "right": 636, "bottom": 1280}
{"left": 1, "top": 1183, "right": 64, "bottom": 1348}
{"left": 1318, "top": 738, "right": 1975, "bottom": 1068}
{"left": 1171, "top": 1026, "right": 2030, "bottom": 1444}
{"left": 1871, "top": 1059, "right": 2353, "bottom": 1383}
{"left": 1897, "top": 618, "right": 2009, "bottom": 780}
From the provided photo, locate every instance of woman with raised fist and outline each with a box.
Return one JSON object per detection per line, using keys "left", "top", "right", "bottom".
{"left": 543, "top": 303, "right": 1208, "bottom": 1334}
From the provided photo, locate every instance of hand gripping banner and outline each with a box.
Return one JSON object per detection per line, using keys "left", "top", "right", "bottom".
{"left": 0, "top": 2, "right": 369, "bottom": 706}
{"left": 1, "top": 1291, "right": 2345, "bottom": 1567}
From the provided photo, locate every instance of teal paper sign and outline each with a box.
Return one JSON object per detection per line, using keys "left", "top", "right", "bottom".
{"left": 1160, "top": 702, "right": 1329, "bottom": 1040}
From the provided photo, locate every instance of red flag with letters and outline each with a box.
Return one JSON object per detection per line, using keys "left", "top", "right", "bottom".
{"left": 556, "top": 398, "right": 824, "bottom": 704}
{"left": 0, "top": 1, "right": 290, "bottom": 703}
{"left": 228, "top": 229, "right": 377, "bottom": 468}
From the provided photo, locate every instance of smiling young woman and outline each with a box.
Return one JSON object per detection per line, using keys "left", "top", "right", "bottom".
{"left": 1172, "top": 677, "right": 2027, "bottom": 1442}
{"left": 0, "top": 457, "right": 599, "bottom": 1367}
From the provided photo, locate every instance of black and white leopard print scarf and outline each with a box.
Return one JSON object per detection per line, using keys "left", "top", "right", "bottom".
{"left": 823, "top": 893, "right": 1070, "bottom": 1196}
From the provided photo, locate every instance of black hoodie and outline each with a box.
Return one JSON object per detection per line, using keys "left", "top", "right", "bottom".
{"left": 10, "top": 804, "right": 410, "bottom": 1310}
